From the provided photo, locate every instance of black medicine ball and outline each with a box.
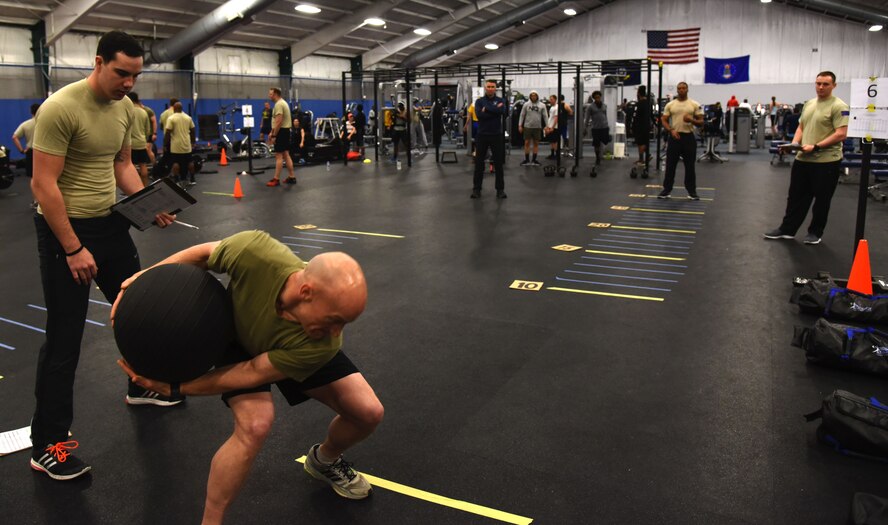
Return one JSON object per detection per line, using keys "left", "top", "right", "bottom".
{"left": 114, "top": 264, "right": 234, "bottom": 383}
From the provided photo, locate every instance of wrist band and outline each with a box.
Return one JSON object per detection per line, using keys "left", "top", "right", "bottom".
{"left": 65, "top": 245, "right": 84, "bottom": 257}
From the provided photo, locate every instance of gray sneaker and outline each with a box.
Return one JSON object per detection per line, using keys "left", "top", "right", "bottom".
{"left": 763, "top": 229, "right": 794, "bottom": 240}
{"left": 304, "top": 444, "right": 372, "bottom": 499}
{"left": 803, "top": 233, "right": 822, "bottom": 245}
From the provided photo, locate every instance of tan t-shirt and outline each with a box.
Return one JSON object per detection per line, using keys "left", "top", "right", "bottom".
{"left": 165, "top": 112, "right": 194, "bottom": 154}
{"left": 131, "top": 107, "right": 149, "bottom": 150}
{"left": 32, "top": 78, "right": 134, "bottom": 218}
{"left": 14, "top": 118, "right": 36, "bottom": 147}
{"left": 142, "top": 105, "right": 155, "bottom": 140}
{"left": 796, "top": 95, "right": 849, "bottom": 163}
{"left": 663, "top": 98, "right": 703, "bottom": 134}
{"left": 272, "top": 99, "right": 291, "bottom": 130}
{"left": 159, "top": 108, "right": 173, "bottom": 132}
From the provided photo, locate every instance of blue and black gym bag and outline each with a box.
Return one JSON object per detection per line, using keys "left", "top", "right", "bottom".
{"left": 805, "top": 390, "right": 888, "bottom": 462}
{"left": 791, "top": 274, "right": 888, "bottom": 325}
{"left": 792, "top": 319, "right": 888, "bottom": 377}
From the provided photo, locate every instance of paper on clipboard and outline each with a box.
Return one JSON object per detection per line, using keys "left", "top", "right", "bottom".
{"left": 111, "top": 177, "right": 197, "bottom": 231}
{"left": 0, "top": 426, "right": 31, "bottom": 456}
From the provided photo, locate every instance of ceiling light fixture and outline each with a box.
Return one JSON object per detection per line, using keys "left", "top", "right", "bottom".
{"left": 869, "top": 24, "right": 883, "bottom": 32}
{"left": 414, "top": 28, "right": 431, "bottom": 36}
{"left": 295, "top": 4, "right": 321, "bottom": 13}
{"left": 485, "top": 43, "right": 499, "bottom": 50}
{"left": 760, "top": 0, "right": 771, "bottom": 3}
{"left": 364, "top": 18, "right": 386, "bottom": 26}
{"left": 563, "top": 8, "right": 577, "bottom": 16}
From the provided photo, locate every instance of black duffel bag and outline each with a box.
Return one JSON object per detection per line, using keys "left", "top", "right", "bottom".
{"left": 805, "top": 390, "right": 888, "bottom": 462}
{"left": 792, "top": 319, "right": 888, "bottom": 377}
{"left": 791, "top": 274, "right": 888, "bottom": 325}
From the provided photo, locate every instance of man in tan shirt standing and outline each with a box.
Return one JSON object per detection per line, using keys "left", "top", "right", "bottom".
{"left": 164, "top": 102, "right": 196, "bottom": 186}
{"left": 659, "top": 82, "right": 703, "bottom": 200}
{"left": 266, "top": 87, "right": 296, "bottom": 187}
{"left": 765, "top": 71, "right": 848, "bottom": 245}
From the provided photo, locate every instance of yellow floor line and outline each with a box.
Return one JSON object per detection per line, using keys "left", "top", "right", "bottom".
{"left": 629, "top": 208, "right": 704, "bottom": 215}
{"left": 317, "top": 228, "right": 405, "bottom": 239}
{"left": 611, "top": 225, "right": 696, "bottom": 235}
{"left": 202, "top": 191, "right": 235, "bottom": 197}
{"left": 643, "top": 196, "right": 714, "bottom": 201}
{"left": 547, "top": 286, "right": 665, "bottom": 302}
{"left": 585, "top": 249, "right": 686, "bottom": 261}
{"left": 295, "top": 456, "right": 533, "bottom": 524}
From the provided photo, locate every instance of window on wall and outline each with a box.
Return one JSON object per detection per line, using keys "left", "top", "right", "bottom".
{"left": 227, "top": 55, "right": 241, "bottom": 73}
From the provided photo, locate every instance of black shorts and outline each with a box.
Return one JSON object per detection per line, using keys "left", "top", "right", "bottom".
{"left": 590, "top": 128, "right": 610, "bottom": 147}
{"left": 634, "top": 133, "right": 651, "bottom": 148}
{"left": 218, "top": 343, "right": 360, "bottom": 407}
{"left": 545, "top": 131, "right": 560, "bottom": 144}
{"left": 355, "top": 132, "right": 365, "bottom": 146}
{"left": 273, "top": 130, "right": 291, "bottom": 153}
{"left": 168, "top": 152, "right": 192, "bottom": 172}
{"left": 131, "top": 148, "right": 150, "bottom": 165}
{"left": 261, "top": 125, "right": 272, "bottom": 135}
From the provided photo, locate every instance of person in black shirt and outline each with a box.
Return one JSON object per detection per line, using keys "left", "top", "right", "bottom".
{"left": 632, "top": 86, "right": 654, "bottom": 178}
{"left": 354, "top": 105, "right": 367, "bottom": 155}
{"left": 259, "top": 102, "right": 272, "bottom": 142}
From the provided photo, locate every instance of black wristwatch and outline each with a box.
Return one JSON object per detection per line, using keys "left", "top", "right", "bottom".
{"left": 812, "top": 144, "right": 821, "bottom": 152}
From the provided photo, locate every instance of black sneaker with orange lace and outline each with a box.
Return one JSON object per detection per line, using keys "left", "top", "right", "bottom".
{"left": 30, "top": 441, "right": 91, "bottom": 480}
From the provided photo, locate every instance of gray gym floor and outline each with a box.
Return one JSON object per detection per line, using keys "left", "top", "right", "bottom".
{"left": 1, "top": 144, "right": 886, "bottom": 524}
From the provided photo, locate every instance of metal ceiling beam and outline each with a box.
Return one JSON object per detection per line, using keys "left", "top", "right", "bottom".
{"left": 289, "top": 0, "right": 412, "bottom": 64}
{"left": 794, "top": 0, "right": 888, "bottom": 24}
{"left": 362, "top": 0, "right": 503, "bottom": 68}
{"left": 399, "top": 0, "right": 565, "bottom": 68}
{"left": 144, "top": 0, "right": 280, "bottom": 64}
{"left": 43, "top": 0, "right": 105, "bottom": 45}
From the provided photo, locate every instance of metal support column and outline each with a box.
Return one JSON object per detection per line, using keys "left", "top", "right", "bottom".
{"left": 656, "top": 64, "right": 663, "bottom": 172}
{"left": 405, "top": 69, "right": 412, "bottom": 167}
{"left": 433, "top": 71, "right": 440, "bottom": 163}
{"left": 342, "top": 71, "right": 348, "bottom": 165}
{"left": 556, "top": 61, "right": 562, "bottom": 170}
{"left": 373, "top": 71, "right": 379, "bottom": 162}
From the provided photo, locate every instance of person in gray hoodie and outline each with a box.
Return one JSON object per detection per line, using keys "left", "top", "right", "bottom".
{"left": 584, "top": 90, "right": 610, "bottom": 166}
{"left": 518, "top": 90, "right": 548, "bottom": 166}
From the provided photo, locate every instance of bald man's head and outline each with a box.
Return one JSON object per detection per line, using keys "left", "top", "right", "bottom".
{"left": 278, "top": 252, "right": 367, "bottom": 339}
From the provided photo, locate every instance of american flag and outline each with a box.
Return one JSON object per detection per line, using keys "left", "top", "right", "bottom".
{"left": 647, "top": 28, "right": 700, "bottom": 64}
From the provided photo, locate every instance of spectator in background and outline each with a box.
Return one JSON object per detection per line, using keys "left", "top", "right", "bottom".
{"left": 12, "top": 103, "right": 40, "bottom": 180}
{"left": 783, "top": 104, "right": 802, "bottom": 139}
{"left": 354, "top": 105, "right": 367, "bottom": 156}
{"left": 259, "top": 102, "right": 272, "bottom": 142}
{"left": 727, "top": 95, "right": 739, "bottom": 109}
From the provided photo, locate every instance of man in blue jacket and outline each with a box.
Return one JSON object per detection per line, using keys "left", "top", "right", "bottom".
{"left": 471, "top": 79, "right": 507, "bottom": 199}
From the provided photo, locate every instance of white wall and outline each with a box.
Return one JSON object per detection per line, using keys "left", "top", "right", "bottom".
{"left": 0, "top": 26, "right": 34, "bottom": 64}
{"left": 475, "top": 0, "right": 888, "bottom": 102}
{"left": 194, "top": 46, "right": 279, "bottom": 75}
{"left": 292, "top": 55, "right": 351, "bottom": 79}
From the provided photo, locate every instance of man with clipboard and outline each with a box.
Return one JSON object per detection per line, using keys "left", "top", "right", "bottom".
{"left": 29, "top": 31, "right": 178, "bottom": 481}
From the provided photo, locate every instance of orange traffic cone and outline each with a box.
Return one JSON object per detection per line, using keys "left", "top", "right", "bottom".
{"left": 233, "top": 177, "right": 244, "bottom": 199}
{"left": 219, "top": 148, "right": 228, "bottom": 166}
{"left": 847, "top": 239, "right": 873, "bottom": 295}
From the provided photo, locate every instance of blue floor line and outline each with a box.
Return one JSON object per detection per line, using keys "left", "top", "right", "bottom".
{"left": 282, "top": 242, "right": 325, "bottom": 249}
{"left": 28, "top": 304, "right": 106, "bottom": 327}
{"left": 616, "top": 220, "right": 702, "bottom": 229}
{"left": 564, "top": 269, "right": 679, "bottom": 283}
{"left": 600, "top": 233, "right": 694, "bottom": 244}
{"left": 593, "top": 239, "right": 697, "bottom": 249}
{"left": 555, "top": 276, "right": 672, "bottom": 292}
{"left": 574, "top": 262, "right": 685, "bottom": 276}
{"left": 0, "top": 342, "right": 14, "bottom": 350}
{"left": 581, "top": 256, "right": 688, "bottom": 268}
{"left": 283, "top": 236, "right": 343, "bottom": 244}
{"left": 587, "top": 243, "right": 690, "bottom": 255}
{"left": 0, "top": 316, "right": 45, "bottom": 333}
{"left": 606, "top": 230, "right": 695, "bottom": 239}
{"left": 298, "top": 232, "right": 360, "bottom": 240}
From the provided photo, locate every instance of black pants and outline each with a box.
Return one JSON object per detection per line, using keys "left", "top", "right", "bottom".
{"left": 473, "top": 134, "right": 505, "bottom": 191}
{"left": 32, "top": 212, "right": 140, "bottom": 447}
{"left": 25, "top": 149, "right": 33, "bottom": 178}
{"left": 663, "top": 132, "right": 697, "bottom": 194}
{"left": 778, "top": 159, "right": 841, "bottom": 237}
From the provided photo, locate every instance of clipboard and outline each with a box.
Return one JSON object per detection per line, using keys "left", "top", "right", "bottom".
{"left": 111, "top": 177, "right": 197, "bottom": 231}
{"left": 778, "top": 143, "right": 803, "bottom": 153}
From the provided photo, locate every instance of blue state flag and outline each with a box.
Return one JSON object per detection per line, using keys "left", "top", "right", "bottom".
{"left": 704, "top": 55, "right": 750, "bottom": 84}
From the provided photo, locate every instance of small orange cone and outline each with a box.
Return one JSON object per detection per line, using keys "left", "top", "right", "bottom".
{"left": 220, "top": 148, "right": 228, "bottom": 166}
{"left": 847, "top": 239, "right": 873, "bottom": 295}
{"left": 233, "top": 177, "right": 244, "bottom": 199}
